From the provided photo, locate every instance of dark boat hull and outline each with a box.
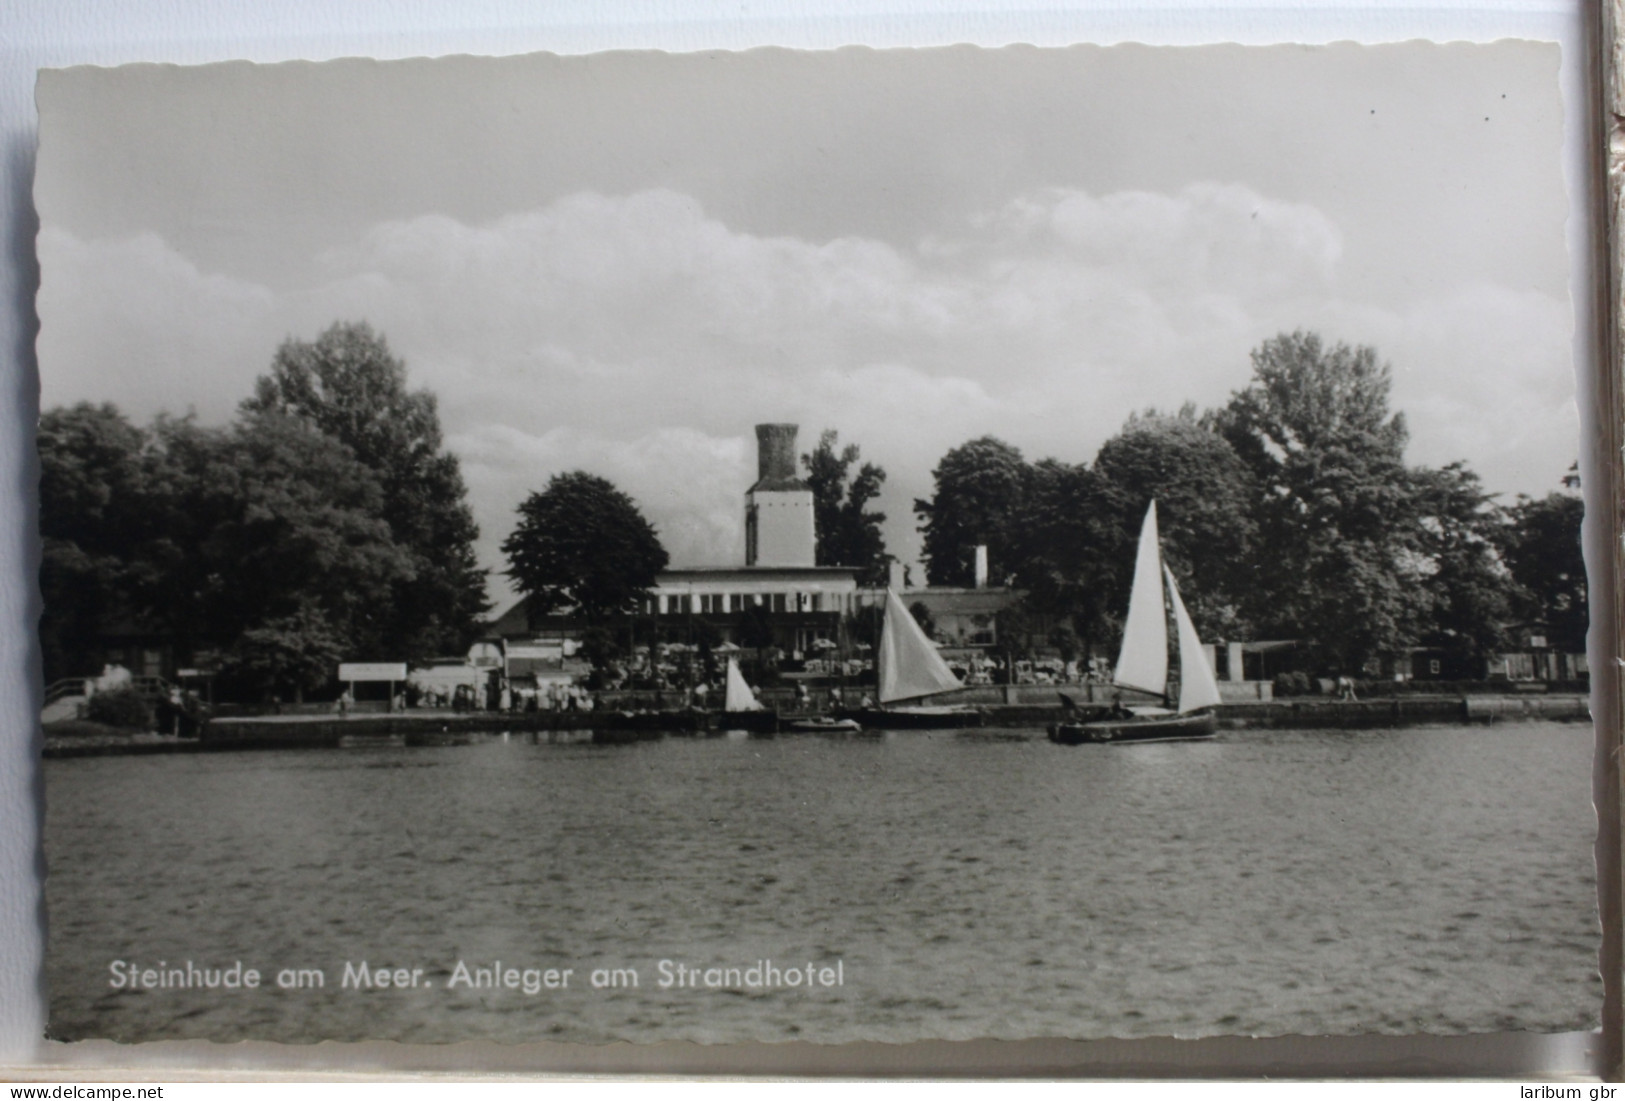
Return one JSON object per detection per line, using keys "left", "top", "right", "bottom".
{"left": 591, "top": 711, "right": 718, "bottom": 742}
{"left": 717, "top": 710, "right": 780, "bottom": 734}
{"left": 616, "top": 709, "right": 716, "bottom": 733}
{"left": 838, "top": 706, "right": 984, "bottom": 729}
{"left": 1047, "top": 710, "right": 1216, "bottom": 745}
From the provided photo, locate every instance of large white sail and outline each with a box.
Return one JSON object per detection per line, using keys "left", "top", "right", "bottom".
{"left": 1165, "top": 565, "right": 1223, "bottom": 712}
{"left": 878, "top": 588, "right": 963, "bottom": 704}
{"left": 724, "top": 657, "right": 764, "bottom": 712}
{"left": 1113, "top": 501, "right": 1168, "bottom": 696}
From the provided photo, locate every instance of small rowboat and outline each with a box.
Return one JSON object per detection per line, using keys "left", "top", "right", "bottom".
{"left": 783, "top": 715, "right": 864, "bottom": 734}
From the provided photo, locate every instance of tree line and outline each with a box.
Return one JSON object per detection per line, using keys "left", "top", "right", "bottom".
{"left": 495, "top": 329, "right": 1588, "bottom": 682}
{"left": 41, "top": 322, "right": 1585, "bottom": 698}
{"left": 39, "top": 323, "right": 489, "bottom": 699}
{"left": 41, "top": 320, "right": 900, "bottom": 698}
{"left": 913, "top": 331, "right": 1585, "bottom": 675}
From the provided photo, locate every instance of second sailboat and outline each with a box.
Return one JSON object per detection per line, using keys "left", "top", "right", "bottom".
{"left": 1048, "top": 501, "right": 1222, "bottom": 745}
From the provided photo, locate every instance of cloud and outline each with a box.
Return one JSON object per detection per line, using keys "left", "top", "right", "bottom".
{"left": 1309, "top": 283, "right": 1577, "bottom": 497}
{"left": 452, "top": 424, "right": 752, "bottom": 597}
{"left": 980, "top": 182, "right": 1343, "bottom": 308}
{"left": 36, "top": 228, "right": 278, "bottom": 422}
{"left": 37, "top": 184, "right": 1577, "bottom": 593}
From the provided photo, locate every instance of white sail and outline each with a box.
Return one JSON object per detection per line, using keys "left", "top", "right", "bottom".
{"left": 1165, "top": 565, "right": 1223, "bottom": 712}
{"left": 1113, "top": 501, "right": 1168, "bottom": 696}
{"left": 724, "top": 657, "right": 764, "bottom": 712}
{"left": 878, "top": 588, "right": 963, "bottom": 704}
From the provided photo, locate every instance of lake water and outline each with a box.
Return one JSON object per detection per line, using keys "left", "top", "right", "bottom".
{"left": 44, "top": 722, "right": 1601, "bottom": 1044}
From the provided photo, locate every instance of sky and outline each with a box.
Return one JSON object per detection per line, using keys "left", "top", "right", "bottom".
{"left": 32, "top": 42, "right": 1576, "bottom": 603}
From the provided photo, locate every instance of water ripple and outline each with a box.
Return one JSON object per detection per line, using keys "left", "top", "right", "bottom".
{"left": 44, "top": 723, "right": 1600, "bottom": 1043}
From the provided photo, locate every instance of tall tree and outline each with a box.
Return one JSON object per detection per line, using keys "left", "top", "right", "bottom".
{"left": 38, "top": 401, "right": 419, "bottom": 697}
{"left": 226, "top": 606, "right": 351, "bottom": 703}
{"left": 148, "top": 412, "right": 416, "bottom": 696}
{"left": 1005, "top": 457, "right": 1110, "bottom": 639}
{"left": 154, "top": 413, "right": 414, "bottom": 649}
{"left": 1216, "top": 331, "right": 1421, "bottom": 671}
{"left": 242, "top": 322, "right": 487, "bottom": 659}
{"left": 914, "top": 436, "right": 1030, "bottom": 587}
{"left": 801, "top": 429, "right": 890, "bottom": 584}
{"left": 503, "top": 472, "right": 669, "bottom": 620}
{"left": 1501, "top": 469, "right": 1587, "bottom": 653}
{"left": 37, "top": 403, "right": 153, "bottom": 681}
{"left": 1406, "top": 462, "right": 1515, "bottom": 664}
{"left": 1089, "top": 407, "right": 1259, "bottom": 641}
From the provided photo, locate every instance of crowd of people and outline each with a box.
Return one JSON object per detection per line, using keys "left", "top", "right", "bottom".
{"left": 396, "top": 679, "right": 597, "bottom": 714}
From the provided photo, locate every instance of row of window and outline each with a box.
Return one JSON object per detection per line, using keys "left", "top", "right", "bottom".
{"left": 643, "top": 592, "right": 834, "bottom": 615}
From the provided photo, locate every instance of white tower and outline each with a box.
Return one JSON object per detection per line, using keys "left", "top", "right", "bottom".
{"left": 745, "top": 423, "right": 816, "bottom": 567}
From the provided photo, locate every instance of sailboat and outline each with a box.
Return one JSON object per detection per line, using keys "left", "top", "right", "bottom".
{"left": 841, "top": 589, "right": 983, "bottom": 729}
{"left": 722, "top": 652, "right": 860, "bottom": 734}
{"left": 717, "top": 656, "right": 782, "bottom": 734}
{"left": 1048, "top": 501, "right": 1222, "bottom": 745}
{"left": 723, "top": 657, "right": 765, "bottom": 713}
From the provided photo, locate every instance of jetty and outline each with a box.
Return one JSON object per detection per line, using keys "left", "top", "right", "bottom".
{"left": 40, "top": 688, "right": 1590, "bottom": 758}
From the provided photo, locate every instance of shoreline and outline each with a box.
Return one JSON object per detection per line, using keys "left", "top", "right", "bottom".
{"left": 40, "top": 693, "right": 1592, "bottom": 758}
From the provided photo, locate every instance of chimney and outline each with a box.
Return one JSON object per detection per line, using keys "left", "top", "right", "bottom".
{"left": 974, "top": 545, "right": 989, "bottom": 589}
{"left": 755, "top": 423, "right": 799, "bottom": 485}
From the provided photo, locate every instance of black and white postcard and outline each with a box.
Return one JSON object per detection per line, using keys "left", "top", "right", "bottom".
{"left": 32, "top": 43, "right": 1600, "bottom": 1045}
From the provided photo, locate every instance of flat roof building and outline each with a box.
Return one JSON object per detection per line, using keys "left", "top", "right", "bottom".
{"left": 488, "top": 421, "right": 1024, "bottom": 660}
{"left": 491, "top": 423, "right": 859, "bottom": 655}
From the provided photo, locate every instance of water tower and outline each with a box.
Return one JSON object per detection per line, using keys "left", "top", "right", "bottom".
{"left": 745, "top": 424, "right": 815, "bottom": 567}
